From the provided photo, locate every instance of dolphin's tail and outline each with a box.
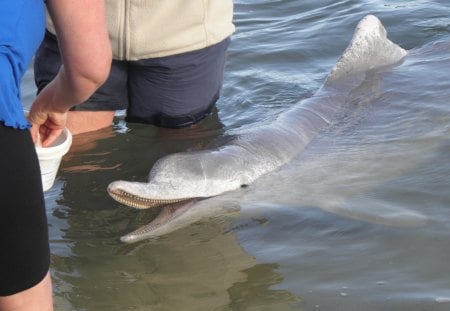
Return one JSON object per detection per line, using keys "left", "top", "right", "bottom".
{"left": 326, "top": 15, "right": 407, "bottom": 85}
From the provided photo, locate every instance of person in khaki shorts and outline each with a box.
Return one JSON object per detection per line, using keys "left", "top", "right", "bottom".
{"left": 34, "top": 0, "right": 235, "bottom": 135}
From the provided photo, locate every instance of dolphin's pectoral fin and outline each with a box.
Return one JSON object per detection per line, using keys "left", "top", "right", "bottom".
{"left": 120, "top": 199, "right": 200, "bottom": 243}
{"left": 107, "top": 186, "right": 191, "bottom": 209}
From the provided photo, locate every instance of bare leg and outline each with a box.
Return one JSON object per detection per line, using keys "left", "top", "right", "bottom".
{"left": 66, "top": 111, "right": 115, "bottom": 135}
{"left": 0, "top": 272, "right": 53, "bottom": 311}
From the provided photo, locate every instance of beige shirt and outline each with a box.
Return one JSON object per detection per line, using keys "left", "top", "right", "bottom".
{"left": 47, "top": 0, "right": 235, "bottom": 61}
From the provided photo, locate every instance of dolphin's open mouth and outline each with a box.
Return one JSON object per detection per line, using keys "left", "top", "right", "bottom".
{"left": 107, "top": 187, "right": 192, "bottom": 209}
{"left": 120, "top": 199, "right": 200, "bottom": 243}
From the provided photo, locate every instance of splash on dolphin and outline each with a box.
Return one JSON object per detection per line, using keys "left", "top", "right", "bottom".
{"left": 108, "top": 15, "right": 408, "bottom": 243}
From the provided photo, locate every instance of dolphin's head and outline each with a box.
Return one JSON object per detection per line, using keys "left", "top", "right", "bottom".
{"left": 107, "top": 150, "right": 247, "bottom": 209}
{"left": 107, "top": 152, "right": 207, "bottom": 209}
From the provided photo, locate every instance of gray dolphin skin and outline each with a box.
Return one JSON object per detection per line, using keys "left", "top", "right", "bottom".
{"left": 108, "top": 15, "right": 407, "bottom": 243}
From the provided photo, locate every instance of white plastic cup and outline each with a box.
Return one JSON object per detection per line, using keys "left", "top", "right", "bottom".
{"left": 35, "top": 128, "right": 72, "bottom": 192}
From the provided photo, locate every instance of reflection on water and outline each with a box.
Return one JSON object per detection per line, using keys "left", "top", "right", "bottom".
{"left": 19, "top": 0, "right": 450, "bottom": 309}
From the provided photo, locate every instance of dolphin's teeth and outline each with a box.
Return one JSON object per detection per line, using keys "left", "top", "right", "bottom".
{"left": 107, "top": 188, "right": 189, "bottom": 209}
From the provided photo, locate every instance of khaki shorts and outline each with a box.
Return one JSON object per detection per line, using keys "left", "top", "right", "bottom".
{"left": 34, "top": 32, "right": 230, "bottom": 128}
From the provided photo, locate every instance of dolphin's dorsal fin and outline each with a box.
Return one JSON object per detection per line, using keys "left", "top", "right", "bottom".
{"left": 326, "top": 15, "right": 407, "bottom": 84}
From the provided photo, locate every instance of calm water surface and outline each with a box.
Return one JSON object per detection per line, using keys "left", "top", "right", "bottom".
{"left": 22, "top": 1, "right": 450, "bottom": 310}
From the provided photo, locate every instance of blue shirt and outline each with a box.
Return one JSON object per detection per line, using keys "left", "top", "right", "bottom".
{"left": 0, "top": 0, "right": 45, "bottom": 129}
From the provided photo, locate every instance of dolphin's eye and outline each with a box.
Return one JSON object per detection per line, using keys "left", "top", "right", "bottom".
{"left": 240, "top": 184, "right": 249, "bottom": 188}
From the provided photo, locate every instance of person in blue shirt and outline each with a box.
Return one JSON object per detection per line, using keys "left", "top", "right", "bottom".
{"left": 0, "top": 0, "right": 111, "bottom": 310}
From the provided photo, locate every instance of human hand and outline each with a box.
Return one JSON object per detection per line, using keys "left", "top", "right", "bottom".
{"left": 28, "top": 87, "right": 69, "bottom": 147}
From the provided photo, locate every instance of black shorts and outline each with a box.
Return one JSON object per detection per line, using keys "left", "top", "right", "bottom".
{"left": 34, "top": 31, "right": 230, "bottom": 128}
{"left": 0, "top": 125, "right": 50, "bottom": 296}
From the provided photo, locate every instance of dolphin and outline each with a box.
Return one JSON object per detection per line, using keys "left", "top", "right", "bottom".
{"left": 108, "top": 15, "right": 408, "bottom": 243}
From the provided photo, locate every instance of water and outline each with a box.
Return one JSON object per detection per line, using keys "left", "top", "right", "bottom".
{"left": 21, "top": 1, "right": 450, "bottom": 310}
